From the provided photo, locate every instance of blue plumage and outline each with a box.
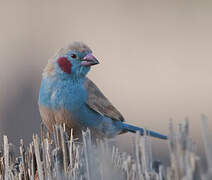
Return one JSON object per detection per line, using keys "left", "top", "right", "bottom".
{"left": 38, "top": 42, "right": 167, "bottom": 140}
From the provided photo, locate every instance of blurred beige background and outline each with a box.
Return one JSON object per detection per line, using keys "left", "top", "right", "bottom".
{"left": 0, "top": 0, "right": 211, "bottom": 165}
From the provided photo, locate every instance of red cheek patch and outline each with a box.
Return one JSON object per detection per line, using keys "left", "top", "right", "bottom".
{"left": 57, "top": 57, "right": 72, "bottom": 74}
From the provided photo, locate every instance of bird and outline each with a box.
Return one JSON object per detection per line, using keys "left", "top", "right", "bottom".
{"left": 38, "top": 42, "right": 167, "bottom": 140}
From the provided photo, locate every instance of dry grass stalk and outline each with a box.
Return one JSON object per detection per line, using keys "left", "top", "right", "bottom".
{"left": 0, "top": 118, "right": 211, "bottom": 180}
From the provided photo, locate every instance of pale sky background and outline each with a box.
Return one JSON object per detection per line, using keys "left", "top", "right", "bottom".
{"left": 0, "top": 0, "right": 211, "bottom": 165}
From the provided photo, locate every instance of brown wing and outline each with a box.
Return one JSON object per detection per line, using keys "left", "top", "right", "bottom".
{"left": 84, "top": 77, "right": 125, "bottom": 122}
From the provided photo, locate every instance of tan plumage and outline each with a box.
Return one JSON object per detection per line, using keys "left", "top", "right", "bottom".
{"left": 39, "top": 106, "right": 83, "bottom": 136}
{"left": 84, "top": 78, "right": 125, "bottom": 122}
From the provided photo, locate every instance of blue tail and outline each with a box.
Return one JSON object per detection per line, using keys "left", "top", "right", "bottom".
{"left": 122, "top": 123, "right": 168, "bottom": 140}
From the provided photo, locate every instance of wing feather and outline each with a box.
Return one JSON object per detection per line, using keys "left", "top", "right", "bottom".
{"left": 84, "top": 78, "right": 124, "bottom": 122}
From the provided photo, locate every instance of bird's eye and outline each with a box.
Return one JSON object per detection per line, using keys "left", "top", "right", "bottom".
{"left": 70, "top": 54, "right": 77, "bottom": 59}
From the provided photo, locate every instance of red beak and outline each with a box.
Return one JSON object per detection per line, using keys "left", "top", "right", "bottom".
{"left": 81, "top": 53, "right": 99, "bottom": 67}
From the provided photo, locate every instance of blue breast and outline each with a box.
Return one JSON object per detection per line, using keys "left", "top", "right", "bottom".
{"left": 39, "top": 76, "right": 87, "bottom": 111}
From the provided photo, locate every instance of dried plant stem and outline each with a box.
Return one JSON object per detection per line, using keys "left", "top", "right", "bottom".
{"left": 0, "top": 119, "right": 211, "bottom": 180}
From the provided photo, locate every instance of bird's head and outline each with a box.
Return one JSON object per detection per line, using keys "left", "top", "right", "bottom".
{"left": 43, "top": 42, "right": 99, "bottom": 79}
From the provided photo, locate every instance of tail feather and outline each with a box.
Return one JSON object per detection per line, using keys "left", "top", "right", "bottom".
{"left": 122, "top": 123, "right": 168, "bottom": 140}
